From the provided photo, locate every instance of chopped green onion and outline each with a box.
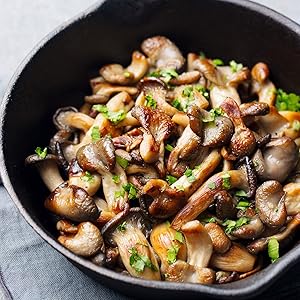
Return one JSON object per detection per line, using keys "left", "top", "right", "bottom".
{"left": 92, "top": 104, "right": 126, "bottom": 124}
{"left": 275, "top": 88, "right": 300, "bottom": 112}
{"left": 81, "top": 171, "right": 94, "bottom": 183}
{"left": 222, "top": 217, "right": 250, "bottom": 234}
{"left": 114, "top": 189, "right": 125, "bottom": 199}
{"left": 116, "top": 155, "right": 129, "bottom": 169}
{"left": 268, "top": 238, "right": 279, "bottom": 263}
{"left": 236, "top": 200, "right": 251, "bottom": 210}
{"left": 174, "top": 231, "right": 184, "bottom": 243}
{"left": 221, "top": 172, "right": 231, "bottom": 189}
{"left": 165, "top": 144, "right": 174, "bottom": 152}
{"left": 208, "top": 182, "right": 216, "bottom": 190}
{"left": 91, "top": 126, "right": 101, "bottom": 142}
{"left": 235, "top": 190, "right": 248, "bottom": 197}
{"left": 117, "top": 221, "right": 127, "bottom": 232}
{"left": 292, "top": 120, "right": 300, "bottom": 131}
{"left": 166, "top": 175, "right": 177, "bottom": 185}
{"left": 35, "top": 147, "right": 47, "bottom": 159}
{"left": 167, "top": 245, "right": 180, "bottom": 265}
{"left": 172, "top": 98, "right": 182, "bottom": 110}
{"left": 212, "top": 58, "right": 224, "bottom": 66}
{"left": 122, "top": 183, "right": 138, "bottom": 200}
{"left": 145, "top": 94, "right": 157, "bottom": 109}
{"left": 112, "top": 174, "right": 121, "bottom": 184}
{"left": 229, "top": 60, "right": 243, "bottom": 73}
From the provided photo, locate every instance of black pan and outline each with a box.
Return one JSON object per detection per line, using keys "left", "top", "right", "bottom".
{"left": 1, "top": 0, "right": 300, "bottom": 299}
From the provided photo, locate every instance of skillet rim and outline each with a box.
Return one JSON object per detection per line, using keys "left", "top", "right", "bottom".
{"left": 1, "top": 0, "right": 300, "bottom": 298}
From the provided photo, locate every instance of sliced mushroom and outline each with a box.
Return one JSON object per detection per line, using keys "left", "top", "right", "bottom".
{"left": 102, "top": 208, "right": 160, "bottom": 280}
{"left": 85, "top": 82, "right": 138, "bottom": 104}
{"left": 205, "top": 222, "right": 231, "bottom": 254}
{"left": 210, "top": 243, "right": 256, "bottom": 273}
{"left": 220, "top": 97, "right": 256, "bottom": 160}
{"left": 100, "top": 51, "right": 149, "bottom": 85}
{"left": 252, "top": 137, "right": 298, "bottom": 183}
{"left": 58, "top": 221, "right": 103, "bottom": 257}
{"left": 150, "top": 222, "right": 187, "bottom": 273}
{"left": 255, "top": 181, "right": 287, "bottom": 228}
{"left": 169, "top": 71, "right": 201, "bottom": 85}
{"left": 142, "top": 179, "right": 186, "bottom": 219}
{"left": 141, "top": 36, "right": 185, "bottom": 70}
{"left": 44, "top": 182, "right": 100, "bottom": 222}
{"left": 210, "top": 85, "right": 241, "bottom": 108}
{"left": 25, "top": 153, "right": 64, "bottom": 192}
{"left": 284, "top": 182, "right": 300, "bottom": 215}
{"left": 113, "top": 128, "right": 143, "bottom": 151}
{"left": 53, "top": 106, "right": 94, "bottom": 133}
{"left": 247, "top": 213, "right": 300, "bottom": 254}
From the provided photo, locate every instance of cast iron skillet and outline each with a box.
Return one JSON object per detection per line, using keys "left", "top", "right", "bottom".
{"left": 1, "top": 0, "right": 300, "bottom": 299}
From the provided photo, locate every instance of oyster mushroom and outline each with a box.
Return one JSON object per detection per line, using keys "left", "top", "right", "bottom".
{"left": 150, "top": 222, "right": 187, "bottom": 273}
{"left": 102, "top": 208, "right": 160, "bottom": 280}
{"left": 85, "top": 82, "right": 138, "bottom": 104}
{"left": 210, "top": 243, "right": 256, "bottom": 273}
{"left": 58, "top": 221, "right": 103, "bottom": 257}
{"left": 172, "top": 167, "right": 254, "bottom": 230}
{"left": 252, "top": 137, "right": 298, "bottom": 183}
{"left": 141, "top": 36, "right": 185, "bottom": 70}
{"left": 247, "top": 213, "right": 300, "bottom": 254}
{"left": 210, "top": 85, "right": 241, "bottom": 108}
{"left": 214, "top": 190, "right": 237, "bottom": 220}
{"left": 25, "top": 153, "right": 64, "bottom": 192}
{"left": 141, "top": 179, "right": 186, "bottom": 219}
{"left": 169, "top": 71, "right": 201, "bottom": 85}
{"left": 100, "top": 51, "right": 149, "bottom": 85}
{"left": 220, "top": 97, "right": 256, "bottom": 160}
{"left": 53, "top": 106, "right": 94, "bottom": 133}
{"left": 205, "top": 222, "right": 231, "bottom": 254}
{"left": 131, "top": 105, "right": 175, "bottom": 171}
{"left": 255, "top": 181, "right": 287, "bottom": 228}
{"left": 112, "top": 128, "right": 143, "bottom": 151}
{"left": 77, "top": 137, "right": 129, "bottom": 214}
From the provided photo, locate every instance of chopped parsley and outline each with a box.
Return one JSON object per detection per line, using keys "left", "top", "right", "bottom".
{"left": 201, "top": 107, "right": 224, "bottom": 123}
{"left": 229, "top": 60, "right": 243, "bottom": 73}
{"left": 114, "top": 189, "right": 125, "bottom": 199}
{"left": 112, "top": 174, "right": 121, "bottom": 184}
{"left": 221, "top": 172, "right": 231, "bottom": 189}
{"left": 268, "top": 238, "right": 280, "bottom": 263}
{"left": 91, "top": 126, "right": 101, "bottom": 142}
{"left": 122, "top": 183, "right": 138, "bottom": 200}
{"left": 81, "top": 171, "right": 94, "bottom": 183}
{"left": 92, "top": 104, "right": 126, "bottom": 124}
{"left": 116, "top": 155, "right": 129, "bottom": 169}
{"left": 212, "top": 58, "right": 224, "bottom": 66}
{"left": 275, "top": 88, "right": 300, "bottom": 112}
{"left": 194, "top": 85, "right": 209, "bottom": 99}
{"left": 208, "top": 182, "right": 216, "bottom": 190}
{"left": 292, "top": 120, "right": 300, "bottom": 131}
{"left": 222, "top": 217, "right": 250, "bottom": 234}
{"left": 129, "top": 247, "right": 158, "bottom": 273}
{"left": 172, "top": 98, "right": 182, "bottom": 110}
{"left": 184, "top": 168, "right": 196, "bottom": 183}
{"left": 117, "top": 221, "right": 127, "bottom": 232}
{"left": 145, "top": 94, "right": 157, "bottom": 109}
{"left": 166, "top": 175, "right": 178, "bottom": 185}
{"left": 148, "top": 69, "right": 178, "bottom": 83}
{"left": 167, "top": 244, "right": 180, "bottom": 265}
{"left": 165, "top": 144, "right": 174, "bottom": 152}
{"left": 35, "top": 147, "right": 47, "bottom": 159}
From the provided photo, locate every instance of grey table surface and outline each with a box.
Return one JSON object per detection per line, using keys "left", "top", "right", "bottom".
{"left": 1, "top": 1, "right": 300, "bottom": 299}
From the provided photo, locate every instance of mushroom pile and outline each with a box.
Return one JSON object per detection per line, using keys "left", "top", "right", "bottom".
{"left": 26, "top": 36, "right": 300, "bottom": 284}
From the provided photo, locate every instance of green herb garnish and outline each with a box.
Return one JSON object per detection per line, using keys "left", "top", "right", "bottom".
{"left": 91, "top": 126, "right": 101, "bottom": 142}
{"left": 112, "top": 174, "right": 121, "bottom": 184}
{"left": 116, "top": 155, "right": 129, "bottom": 169}
{"left": 184, "top": 168, "right": 196, "bottom": 183}
{"left": 114, "top": 189, "right": 125, "bottom": 199}
{"left": 268, "top": 238, "right": 280, "bottom": 263}
{"left": 165, "top": 144, "right": 174, "bottom": 152}
{"left": 167, "top": 245, "right": 180, "bottom": 265}
{"left": 122, "top": 183, "right": 138, "bottom": 200}
{"left": 92, "top": 104, "right": 126, "bottom": 124}
{"left": 129, "top": 247, "right": 158, "bottom": 273}
{"left": 172, "top": 98, "right": 183, "bottom": 110}
{"left": 117, "top": 221, "right": 127, "bottom": 232}
{"left": 222, "top": 217, "right": 250, "bottom": 234}
{"left": 145, "top": 94, "right": 157, "bottom": 109}
{"left": 202, "top": 107, "right": 224, "bottom": 123}
{"left": 292, "top": 120, "right": 300, "bottom": 131}
{"left": 275, "top": 88, "right": 300, "bottom": 112}
{"left": 229, "top": 60, "right": 243, "bottom": 73}
{"left": 236, "top": 200, "right": 251, "bottom": 210}
{"left": 221, "top": 172, "right": 231, "bottom": 189}
{"left": 208, "top": 182, "right": 216, "bottom": 190}
{"left": 212, "top": 58, "right": 224, "bottom": 66}
{"left": 235, "top": 190, "right": 248, "bottom": 197}
{"left": 202, "top": 217, "right": 216, "bottom": 223}
{"left": 166, "top": 175, "right": 178, "bottom": 185}
{"left": 81, "top": 171, "right": 94, "bottom": 183}
{"left": 35, "top": 147, "right": 47, "bottom": 159}
{"left": 174, "top": 231, "right": 184, "bottom": 243}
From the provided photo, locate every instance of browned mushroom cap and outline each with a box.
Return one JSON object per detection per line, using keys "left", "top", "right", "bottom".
{"left": 142, "top": 179, "right": 186, "bottom": 219}
{"left": 214, "top": 190, "right": 237, "bottom": 220}
{"left": 216, "top": 271, "right": 239, "bottom": 284}
{"left": 284, "top": 182, "right": 300, "bottom": 215}
{"left": 210, "top": 243, "right": 256, "bottom": 273}
{"left": 255, "top": 181, "right": 287, "bottom": 228}
{"left": 141, "top": 36, "right": 185, "bottom": 70}
{"left": 76, "top": 136, "right": 116, "bottom": 174}
{"left": 251, "top": 62, "right": 270, "bottom": 83}
{"left": 252, "top": 137, "right": 298, "bottom": 183}
{"left": 100, "top": 51, "right": 149, "bottom": 85}
{"left": 85, "top": 82, "right": 138, "bottom": 104}
{"left": 205, "top": 222, "right": 232, "bottom": 254}
{"left": 171, "top": 168, "right": 251, "bottom": 230}
{"left": 45, "top": 182, "right": 100, "bottom": 222}
{"left": 188, "top": 53, "right": 224, "bottom": 86}
{"left": 150, "top": 222, "right": 187, "bottom": 273}
{"left": 240, "top": 102, "right": 270, "bottom": 117}
{"left": 25, "top": 153, "right": 64, "bottom": 192}
{"left": 58, "top": 221, "right": 103, "bottom": 257}
{"left": 53, "top": 106, "right": 94, "bottom": 133}
{"left": 247, "top": 213, "right": 300, "bottom": 254}
{"left": 102, "top": 208, "right": 160, "bottom": 280}
{"left": 220, "top": 97, "right": 256, "bottom": 160}
{"left": 227, "top": 67, "right": 251, "bottom": 87}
